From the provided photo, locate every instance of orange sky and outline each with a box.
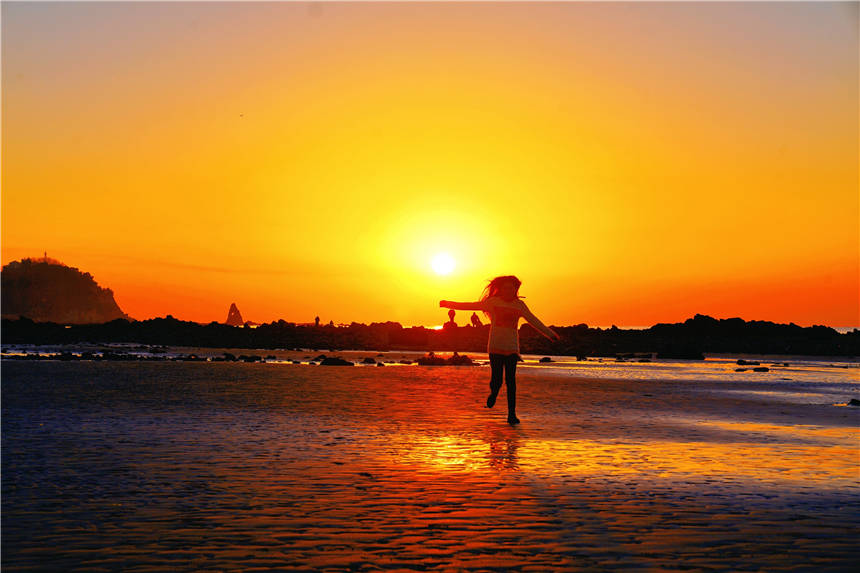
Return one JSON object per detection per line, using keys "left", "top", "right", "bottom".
{"left": 2, "top": 1, "right": 858, "bottom": 327}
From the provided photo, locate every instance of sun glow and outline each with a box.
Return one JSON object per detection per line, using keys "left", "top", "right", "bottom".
{"left": 2, "top": 2, "right": 855, "bottom": 327}
{"left": 431, "top": 252, "right": 456, "bottom": 275}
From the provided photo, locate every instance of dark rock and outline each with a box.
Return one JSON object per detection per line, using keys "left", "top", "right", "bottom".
{"left": 225, "top": 303, "right": 244, "bottom": 326}
{"left": 416, "top": 353, "right": 447, "bottom": 365}
{"left": 735, "top": 368, "right": 747, "bottom": 372}
{"left": 447, "top": 352, "right": 475, "bottom": 365}
{"left": 361, "top": 357, "right": 377, "bottom": 364}
{"left": 847, "top": 399, "right": 860, "bottom": 407}
{"left": 320, "top": 356, "right": 353, "bottom": 366}
{"left": 752, "top": 366, "right": 769, "bottom": 372}
{"left": 104, "top": 351, "right": 133, "bottom": 361}
{"left": 376, "top": 362, "right": 385, "bottom": 367}
{"left": 539, "top": 356, "right": 553, "bottom": 363}
{"left": 415, "top": 351, "right": 476, "bottom": 366}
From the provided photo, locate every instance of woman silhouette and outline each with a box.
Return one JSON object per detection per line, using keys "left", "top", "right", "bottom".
{"left": 440, "top": 275, "right": 560, "bottom": 424}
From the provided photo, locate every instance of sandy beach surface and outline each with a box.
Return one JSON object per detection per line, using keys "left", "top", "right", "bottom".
{"left": 2, "top": 358, "right": 858, "bottom": 571}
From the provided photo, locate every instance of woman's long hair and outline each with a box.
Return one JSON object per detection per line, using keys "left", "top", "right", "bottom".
{"left": 479, "top": 275, "right": 522, "bottom": 319}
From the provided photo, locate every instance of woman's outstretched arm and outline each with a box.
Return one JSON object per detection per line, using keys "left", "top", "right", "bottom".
{"left": 520, "top": 302, "right": 561, "bottom": 341}
{"left": 439, "top": 300, "right": 488, "bottom": 311}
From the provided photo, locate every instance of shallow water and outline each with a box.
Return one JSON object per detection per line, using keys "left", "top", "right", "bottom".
{"left": 2, "top": 361, "right": 858, "bottom": 571}
{"left": 5, "top": 342, "right": 858, "bottom": 384}
{"left": 516, "top": 353, "right": 859, "bottom": 385}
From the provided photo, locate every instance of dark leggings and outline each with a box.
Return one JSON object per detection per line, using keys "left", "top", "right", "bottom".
{"left": 489, "top": 353, "right": 519, "bottom": 415}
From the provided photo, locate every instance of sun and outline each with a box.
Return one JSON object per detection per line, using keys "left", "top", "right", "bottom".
{"left": 431, "top": 252, "right": 456, "bottom": 275}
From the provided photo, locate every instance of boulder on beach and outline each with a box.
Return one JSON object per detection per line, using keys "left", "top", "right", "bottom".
{"left": 416, "top": 352, "right": 448, "bottom": 365}
{"left": 539, "top": 357, "right": 553, "bottom": 363}
{"left": 415, "top": 351, "right": 476, "bottom": 366}
{"left": 320, "top": 356, "right": 353, "bottom": 366}
{"left": 447, "top": 352, "right": 475, "bottom": 365}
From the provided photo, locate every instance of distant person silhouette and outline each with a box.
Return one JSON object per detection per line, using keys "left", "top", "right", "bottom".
{"left": 470, "top": 312, "right": 483, "bottom": 327}
{"left": 440, "top": 275, "right": 560, "bottom": 424}
{"left": 443, "top": 308, "right": 457, "bottom": 330}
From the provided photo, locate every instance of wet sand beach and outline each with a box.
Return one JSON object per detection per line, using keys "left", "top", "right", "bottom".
{"left": 2, "top": 360, "right": 859, "bottom": 571}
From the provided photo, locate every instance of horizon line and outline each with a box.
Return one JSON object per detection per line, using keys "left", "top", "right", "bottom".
{"left": 105, "top": 314, "right": 860, "bottom": 332}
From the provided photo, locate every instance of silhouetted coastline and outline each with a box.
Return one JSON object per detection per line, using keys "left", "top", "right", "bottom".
{"left": 2, "top": 313, "right": 857, "bottom": 358}
{"left": 1, "top": 257, "right": 130, "bottom": 324}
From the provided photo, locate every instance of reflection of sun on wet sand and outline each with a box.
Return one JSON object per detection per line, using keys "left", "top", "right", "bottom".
{"left": 377, "top": 416, "right": 858, "bottom": 487}
{"left": 2, "top": 361, "right": 858, "bottom": 571}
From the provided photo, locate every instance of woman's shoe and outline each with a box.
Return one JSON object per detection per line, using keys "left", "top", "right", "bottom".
{"left": 507, "top": 415, "right": 520, "bottom": 425}
{"left": 486, "top": 393, "right": 497, "bottom": 408}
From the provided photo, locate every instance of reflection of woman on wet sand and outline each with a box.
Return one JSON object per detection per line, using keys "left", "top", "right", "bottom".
{"left": 440, "top": 275, "right": 560, "bottom": 425}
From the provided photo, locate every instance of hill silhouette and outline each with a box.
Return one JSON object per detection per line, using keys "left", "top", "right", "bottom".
{"left": 1, "top": 257, "right": 131, "bottom": 324}
{"left": 2, "top": 312, "right": 856, "bottom": 357}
